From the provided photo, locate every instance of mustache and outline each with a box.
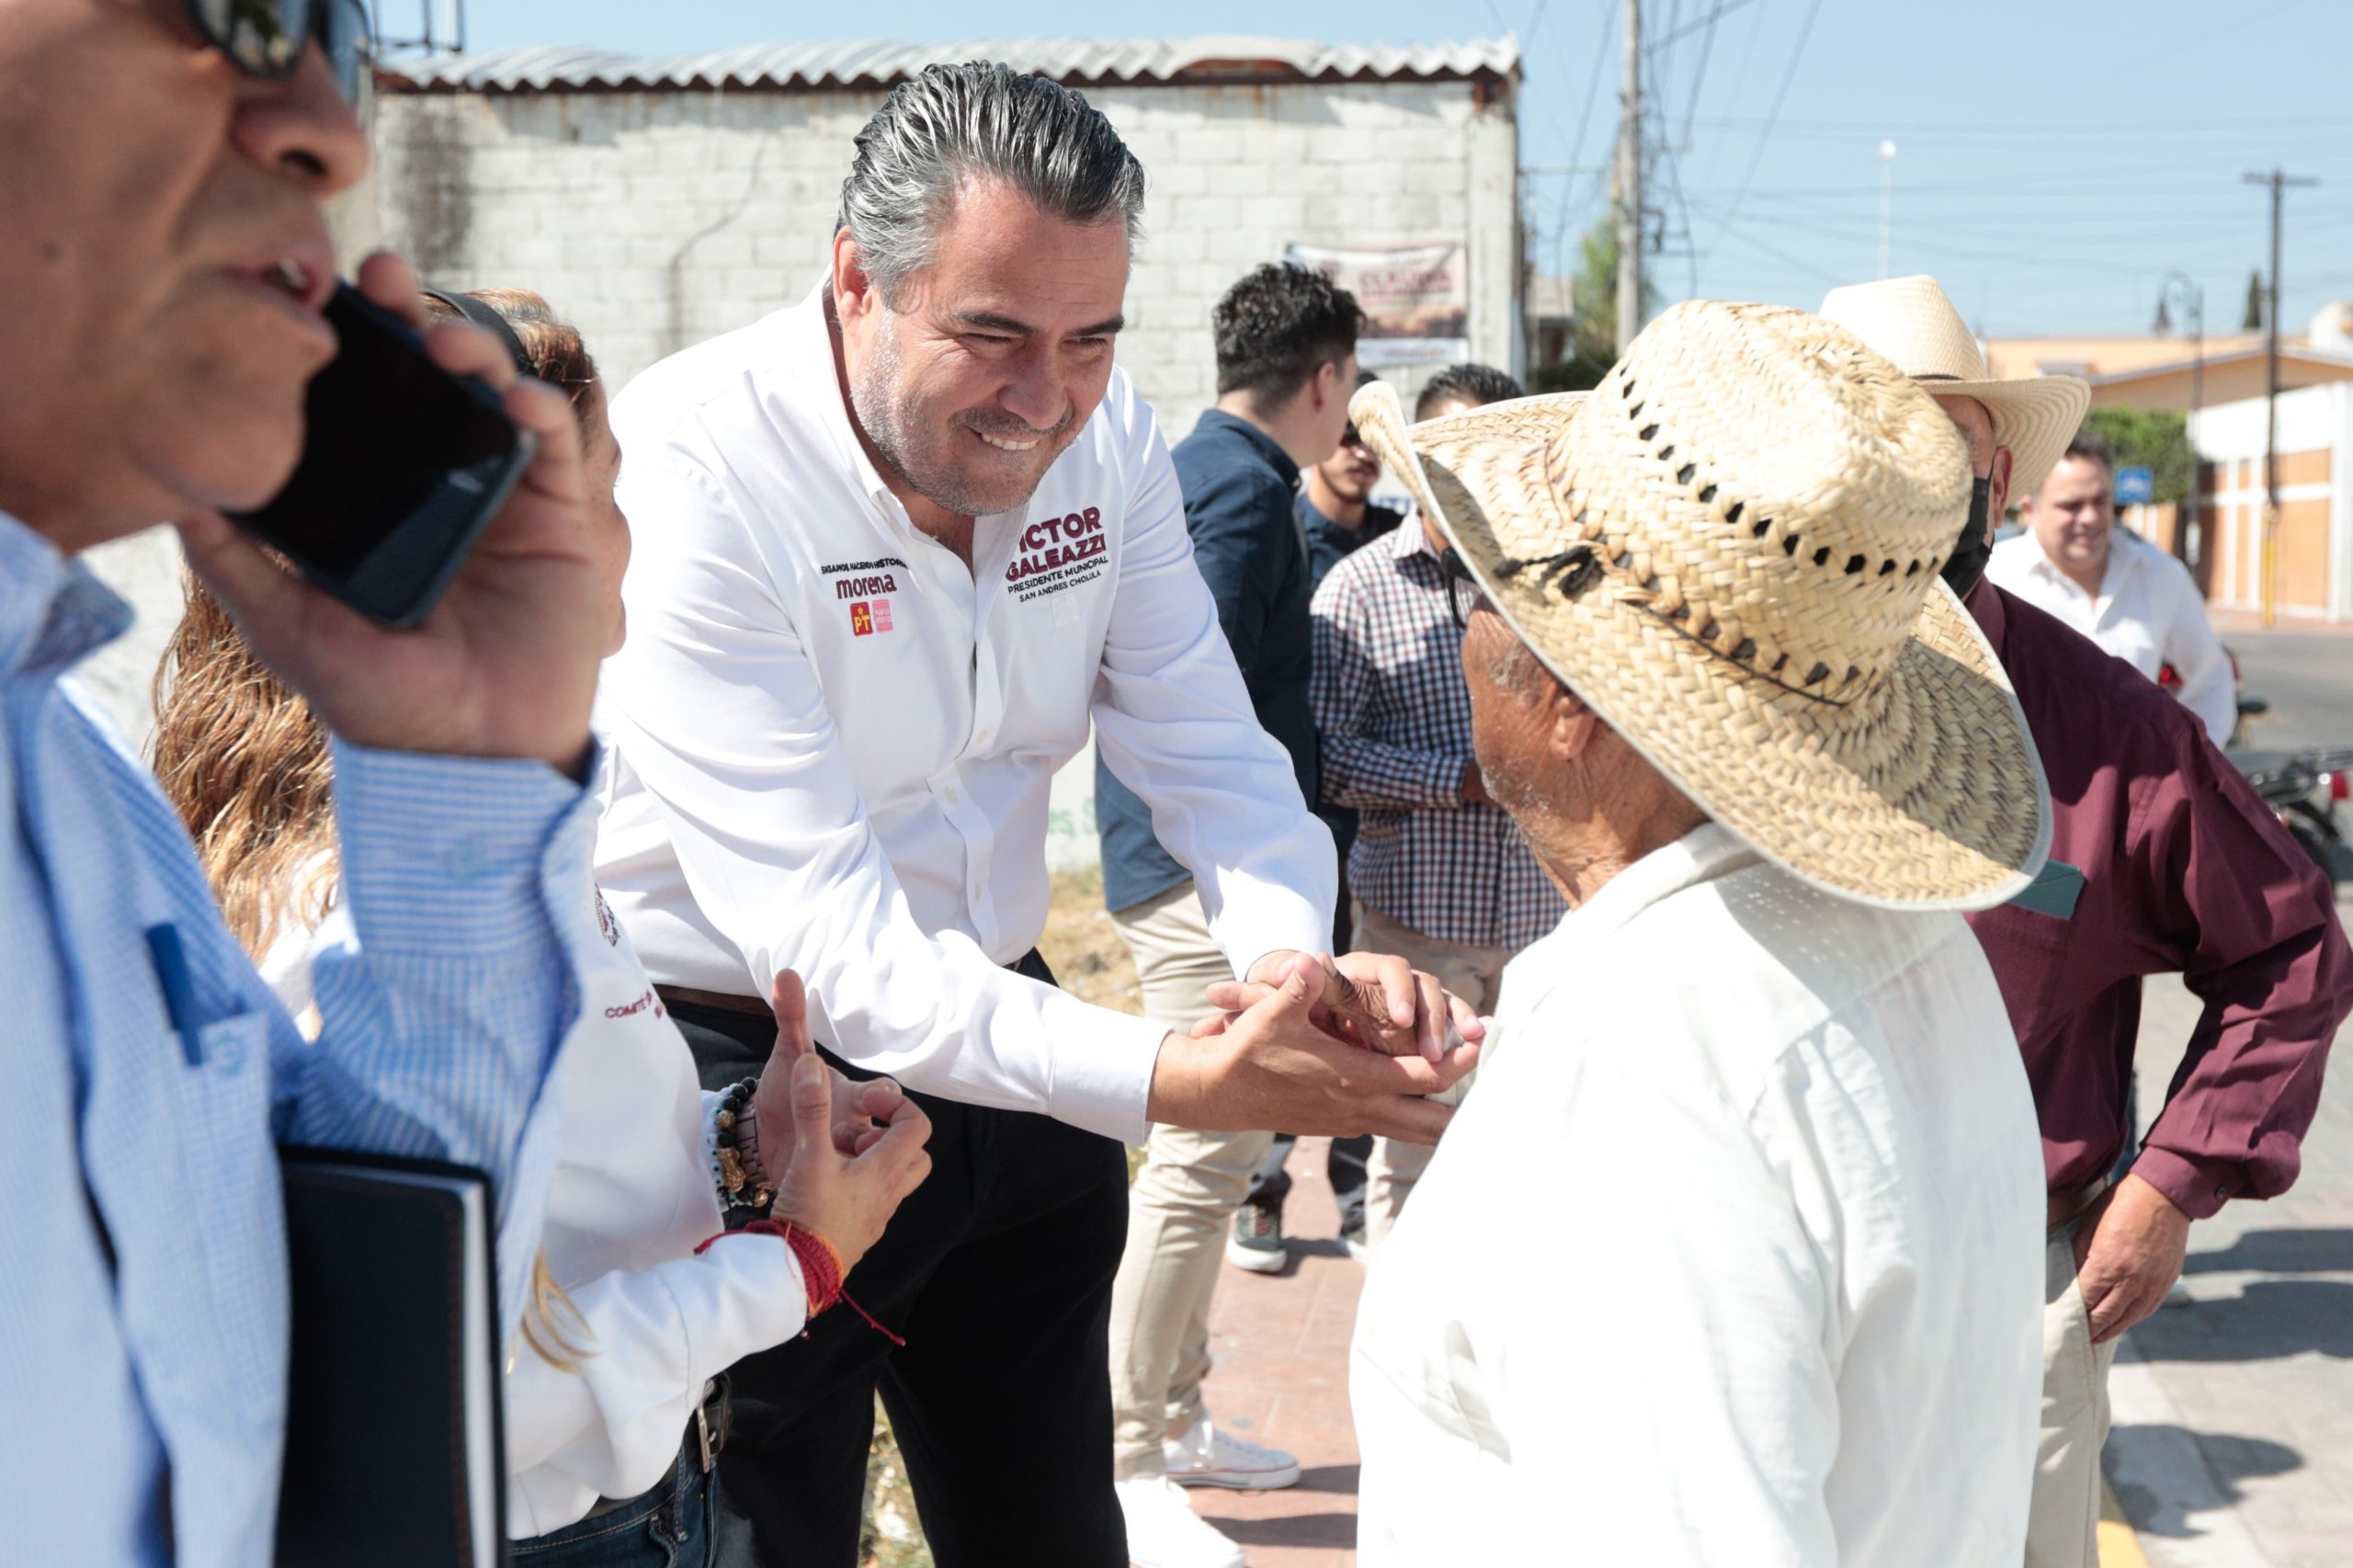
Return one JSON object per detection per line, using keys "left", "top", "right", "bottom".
{"left": 961, "top": 410, "right": 1072, "bottom": 444}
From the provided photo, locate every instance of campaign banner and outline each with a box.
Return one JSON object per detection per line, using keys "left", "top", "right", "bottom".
{"left": 1283, "top": 242, "right": 1470, "bottom": 369}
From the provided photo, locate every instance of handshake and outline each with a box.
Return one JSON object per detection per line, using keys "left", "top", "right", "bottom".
{"left": 753, "top": 950, "right": 1483, "bottom": 1278}
{"left": 1151, "top": 949, "right": 1486, "bottom": 1146}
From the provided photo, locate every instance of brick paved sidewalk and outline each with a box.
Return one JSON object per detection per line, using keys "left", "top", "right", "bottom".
{"left": 1188, "top": 1139, "right": 1365, "bottom": 1568}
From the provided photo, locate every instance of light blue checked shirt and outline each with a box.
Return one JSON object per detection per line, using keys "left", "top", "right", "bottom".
{"left": 0, "top": 512, "right": 599, "bottom": 1568}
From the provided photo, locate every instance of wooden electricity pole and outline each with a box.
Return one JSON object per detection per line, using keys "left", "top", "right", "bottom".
{"left": 2245, "top": 166, "right": 2318, "bottom": 627}
{"left": 1615, "top": 0, "right": 1643, "bottom": 353}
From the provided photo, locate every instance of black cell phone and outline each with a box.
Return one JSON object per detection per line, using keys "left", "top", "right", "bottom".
{"left": 229, "top": 283, "right": 538, "bottom": 630}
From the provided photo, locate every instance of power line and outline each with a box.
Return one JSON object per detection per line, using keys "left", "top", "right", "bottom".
{"left": 1715, "top": 0, "right": 1825, "bottom": 232}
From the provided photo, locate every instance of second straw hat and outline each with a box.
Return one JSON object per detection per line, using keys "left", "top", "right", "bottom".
{"left": 1354, "top": 300, "right": 2050, "bottom": 910}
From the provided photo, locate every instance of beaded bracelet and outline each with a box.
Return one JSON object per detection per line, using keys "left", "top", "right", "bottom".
{"left": 712, "top": 1076, "right": 773, "bottom": 1211}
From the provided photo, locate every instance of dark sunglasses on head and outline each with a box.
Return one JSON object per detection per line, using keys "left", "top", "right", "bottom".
{"left": 185, "top": 0, "right": 372, "bottom": 106}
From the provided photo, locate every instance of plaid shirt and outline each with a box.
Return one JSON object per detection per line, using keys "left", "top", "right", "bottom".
{"left": 1310, "top": 521, "right": 1563, "bottom": 949}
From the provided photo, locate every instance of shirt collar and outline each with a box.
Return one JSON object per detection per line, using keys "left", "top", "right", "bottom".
{"left": 1506, "top": 822, "right": 1761, "bottom": 1011}
{"left": 783, "top": 280, "right": 902, "bottom": 512}
{"left": 0, "top": 510, "right": 134, "bottom": 681}
{"left": 1193, "top": 409, "right": 1301, "bottom": 489}
{"left": 1388, "top": 514, "right": 1439, "bottom": 564}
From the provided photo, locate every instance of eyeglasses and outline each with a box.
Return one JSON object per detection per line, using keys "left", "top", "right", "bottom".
{"left": 184, "top": 0, "right": 372, "bottom": 107}
{"left": 1438, "top": 545, "right": 1488, "bottom": 630}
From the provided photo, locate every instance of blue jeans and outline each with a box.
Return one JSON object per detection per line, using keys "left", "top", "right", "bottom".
{"left": 512, "top": 1449, "right": 715, "bottom": 1568}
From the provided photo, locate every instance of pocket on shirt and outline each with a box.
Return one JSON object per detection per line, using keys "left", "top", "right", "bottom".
{"left": 176, "top": 1010, "right": 287, "bottom": 1389}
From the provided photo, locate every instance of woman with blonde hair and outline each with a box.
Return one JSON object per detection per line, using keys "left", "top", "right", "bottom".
{"left": 153, "top": 288, "right": 933, "bottom": 1565}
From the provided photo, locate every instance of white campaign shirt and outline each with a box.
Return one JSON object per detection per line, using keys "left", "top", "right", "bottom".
{"left": 1987, "top": 526, "right": 2235, "bottom": 744}
{"left": 268, "top": 881, "right": 810, "bottom": 1539}
{"left": 596, "top": 283, "right": 1334, "bottom": 1142}
{"left": 1352, "top": 824, "right": 2045, "bottom": 1567}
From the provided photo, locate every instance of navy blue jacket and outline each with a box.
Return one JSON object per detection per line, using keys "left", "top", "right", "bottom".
{"left": 1097, "top": 411, "right": 1319, "bottom": 914}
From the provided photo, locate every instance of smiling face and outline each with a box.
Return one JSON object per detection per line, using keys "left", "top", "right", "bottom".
{"left": 0, "top": 0, "right": 367, "bottom": 550}
{"left": 834, "top": 176, "right": 1129, "bottom": 521}
{"left": 2026, "top": 454, "right": 2116, "bottom": 586}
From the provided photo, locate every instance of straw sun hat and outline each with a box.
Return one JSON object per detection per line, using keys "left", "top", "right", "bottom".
{"left": 1816, "top": 275, "right": 2091, "bottom": 496}
{"left": 1354, "top": 299, "right": 2050, "bottom": 910}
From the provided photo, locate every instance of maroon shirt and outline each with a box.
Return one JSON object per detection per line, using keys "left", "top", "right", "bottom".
{"left": 1965, "top": 583, "right": 2351, "bottom": 1218}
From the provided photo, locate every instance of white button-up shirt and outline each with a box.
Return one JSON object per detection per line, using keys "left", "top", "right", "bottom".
{"left": 1352, "top": 824, "right": 2044, "bottom": 1566}
{"left": 597, "top": 284, "right": 1334, "bottom": 1142}
{"left": 1987, "top": 526, "right": 2235, "bottom": 744}
{"left": 269, "top": 875, "right": 808, "bottom": 1540}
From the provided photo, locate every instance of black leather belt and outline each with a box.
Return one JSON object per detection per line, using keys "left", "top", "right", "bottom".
{"left": 580, "top": 1376, "right": 730, "bottom": 1520}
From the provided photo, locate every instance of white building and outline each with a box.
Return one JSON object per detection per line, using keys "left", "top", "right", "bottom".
{"left": 372, "top": 35, "right": 1527, "bottom": 435}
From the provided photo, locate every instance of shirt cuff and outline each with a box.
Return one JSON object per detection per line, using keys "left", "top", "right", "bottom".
{"left": 1426, "top": 750, "right": 1476, "bottom": 807}
{"left": 1038, "top": 991, "right": 1163, "bottom": 1144}
{"left": 2127, "top": 1143, "right": 2240, "bottom": 1221}
{"left": 330, "top": 737, "right": 599, "bottom": 957}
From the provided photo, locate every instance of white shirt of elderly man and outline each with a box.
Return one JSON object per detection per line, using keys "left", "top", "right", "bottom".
{"left": 1346, "top": 301, "right": 2052, "bottom": 1566}
{"left": 1988, "top": 440, "right": 2236, "bottom": 744}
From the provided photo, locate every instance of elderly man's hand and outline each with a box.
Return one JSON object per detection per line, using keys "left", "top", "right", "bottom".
{"left": 176, "top": 251, "right": 605, "bottom": 778}
{"left": 1149, "top": 954, "right": 1479, "bottom": 1144}
{"left": 1222, "top": 949, "right": 1485, "bottom": 1062}
{"left": 2073, "top": 1174, "right": 2192, "bottom": 1344}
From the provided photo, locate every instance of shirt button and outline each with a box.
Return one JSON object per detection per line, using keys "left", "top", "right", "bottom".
{"left": 448, "top": 838, "right": 487, "bottom": 878}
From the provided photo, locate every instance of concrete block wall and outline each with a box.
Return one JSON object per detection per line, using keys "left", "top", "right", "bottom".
{"left": 377, "top": 77, "right": 1519, "bottom": 439}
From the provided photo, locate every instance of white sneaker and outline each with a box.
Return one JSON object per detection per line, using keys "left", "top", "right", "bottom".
{"left": 1163, "top": 1409, "right": 1302, "bottom": 1491}
{"left": 1115, "top": 1475, "right": 1246, "bottom": 1568}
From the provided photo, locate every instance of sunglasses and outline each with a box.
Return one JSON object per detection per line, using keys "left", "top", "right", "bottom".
{"left": 185, "top": 0, "right": 372, "bottom": 107}
{"left": 1438, "top": 545, "right": 1489, "bottom": 630}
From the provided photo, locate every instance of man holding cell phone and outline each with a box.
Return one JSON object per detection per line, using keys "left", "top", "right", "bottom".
{"left": 0, "top": 4, "right": 612, "bottom": 1562}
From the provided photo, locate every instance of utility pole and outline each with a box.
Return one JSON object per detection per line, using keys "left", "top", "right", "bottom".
{"left": 2244, "top": 167, "right": 2318, "bottom": 627}
{"left": 1878, "top": 141, "right": 1896, "bottom": 278}
{"left": 2158, "top": 272, "right": 2204, "bottom": 571}
{"left": 1615, "top": 0, "right": 1643, "bottom": 352}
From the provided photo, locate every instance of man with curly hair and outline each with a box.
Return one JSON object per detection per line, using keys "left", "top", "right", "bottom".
{"left": 1093, "top": 261, "right": 1363, "bottom": 1568}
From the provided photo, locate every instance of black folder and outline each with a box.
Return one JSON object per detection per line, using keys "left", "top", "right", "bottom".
{"left": 276, "top": 1146, "right": 507, "bottom": 1568}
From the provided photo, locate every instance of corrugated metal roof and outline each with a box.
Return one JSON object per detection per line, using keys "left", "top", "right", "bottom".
{"left": 381, "top": 35, "right": 1518, "bottom": 94}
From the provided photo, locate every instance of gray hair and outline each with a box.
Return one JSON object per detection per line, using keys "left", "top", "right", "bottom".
{"left": 837, "top": 62, "right": 1148, "bottom": 301}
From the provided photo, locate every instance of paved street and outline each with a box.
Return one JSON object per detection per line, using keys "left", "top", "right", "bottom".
{"left": 2210, "top": 616, "right": 2353, "bottom": 754}
{"left": 2107, "top": 617, "right": 2353, "bottom": 1566}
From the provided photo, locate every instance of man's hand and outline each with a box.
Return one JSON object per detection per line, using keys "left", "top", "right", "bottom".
{"left": 2073, "top": 1173, "right": 2192, "bottom": 1344}
{"left": 752, "top": 970, "right": 914, "bottom": 1176}
{"left": 176, "top": 251, "right": 607, "bottom": 777}
{"left": 1151, "top": 954, "right": 1480, "bottom": 1144}
{"left": 1224, "top": 949, "right": 1485, "bottom": 1062}
{"left": 759, "top": 970, "right": 934, "bottom": 1273}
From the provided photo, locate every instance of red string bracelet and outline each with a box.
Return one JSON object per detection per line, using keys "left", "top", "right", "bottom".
{"left": 698, "top": 1220, "right": 905, "bottom": 1346}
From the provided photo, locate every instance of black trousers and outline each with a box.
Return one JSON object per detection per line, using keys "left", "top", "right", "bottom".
{"left": 666, "top": 961, "right": 1131, "bottom": 1568}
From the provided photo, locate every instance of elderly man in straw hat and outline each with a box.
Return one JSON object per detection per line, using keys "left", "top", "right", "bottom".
{"left": 1346, "top": 298, "right": 2052, "bottom": 1564}
{"left": 1821, "top": 274, "right": 2353, "bottom": 1568}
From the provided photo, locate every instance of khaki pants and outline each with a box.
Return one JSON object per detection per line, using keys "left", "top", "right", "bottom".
{"left": 1355, "top": 903, "right": 1513, "bottom": 1251}
{"left": 2025, "top": 1219, "right": 2116, "bottom": 1568}
{"left": 1102, "top": 881, "right": 1271, "bottom": 1480}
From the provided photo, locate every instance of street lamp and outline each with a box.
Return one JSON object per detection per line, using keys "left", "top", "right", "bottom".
{"left": 1878, "top": 141, "right": 1897, "bottom": 279}
{"left": 2156, "top": 271, "right": 2205, "bottom": 572}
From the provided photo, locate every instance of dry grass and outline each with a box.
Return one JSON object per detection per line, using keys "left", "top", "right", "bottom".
{"left": 859, "top": 866, "right": 1142, "bottom": 1567}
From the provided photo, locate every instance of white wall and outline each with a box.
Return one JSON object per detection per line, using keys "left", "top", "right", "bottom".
{"left": 2190, "top": 382, "right": 2353, "bottom": 619}
{"left": 376, "top": 77, "right": 1522, "bottom": 437}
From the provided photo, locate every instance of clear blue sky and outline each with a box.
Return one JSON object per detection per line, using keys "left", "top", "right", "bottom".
{"left": 426, "top": 0, "right": 2353, "bottom": 339}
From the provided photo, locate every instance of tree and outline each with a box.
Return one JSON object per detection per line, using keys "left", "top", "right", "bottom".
{"left": 2244, "top": 269, "right": 2267, "bottom": 331}
{"left": 1530, "top": 216, "right": 1660, "bottom": 394}
{"left": 2081, "top": 406, "right": 2194, "bottom": 507}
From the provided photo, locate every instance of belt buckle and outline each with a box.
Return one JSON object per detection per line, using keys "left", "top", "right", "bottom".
{"left": 694, "top": 1376, "right": 731, "bottom": 1472}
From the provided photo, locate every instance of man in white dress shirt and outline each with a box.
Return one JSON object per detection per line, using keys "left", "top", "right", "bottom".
{"left": 1990, "top": 428, "right": 2237, "bottom": 744}
{"left": 1344, "top": 301, "right": 2052, "bottom": 1565}
{"left": 596, "top": 62, "right": 1477, "bottom": 1566}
